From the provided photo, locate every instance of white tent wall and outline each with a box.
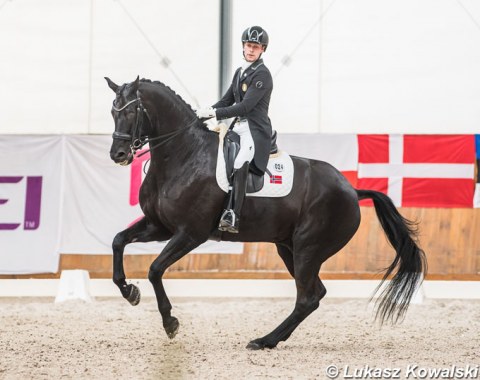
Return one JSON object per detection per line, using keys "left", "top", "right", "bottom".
{"left": 232, "top": 0, "right": 480, "bottom": 134}
{"left": 231, "top": 0, "right": 323, "bottom": 133}
{"left": 0, "top": 0, "right": 91, "bottom": 134}
{"left": 319, "top": 0, "right": 480, "bottom": 134}
{"left": 0, "top": 0, "right": 220, "bottom": 134}
{"left": 1, "top": 0, "right": 480, "bottom": 135}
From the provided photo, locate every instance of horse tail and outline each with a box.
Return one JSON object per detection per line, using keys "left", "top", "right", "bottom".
{"left": 356, "top": 189, "right": 427, "bottom": 324}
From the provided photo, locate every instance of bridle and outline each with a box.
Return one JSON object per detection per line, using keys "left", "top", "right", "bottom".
{"left": 111, "top": 97, "right": 197, "bottom": 158}
{"left": 111, "top": 98, "right": 146, "bottom": 151}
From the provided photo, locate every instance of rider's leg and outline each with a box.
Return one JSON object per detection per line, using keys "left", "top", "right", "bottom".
{"left": 219, "top": 161, "right": 249, "bottom": 233}
{"left": 218, "top": 120, "right": 254, "bottom": 233}
{"left": 232, "top": 119, "right": 255, "bottom": 169}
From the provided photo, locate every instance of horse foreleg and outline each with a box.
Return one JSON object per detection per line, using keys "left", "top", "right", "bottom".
{"left": 148, "top": 232, "right": 203, "bottom": 339}
{"left": 247, "top": 253, "right": 326, "bottom": 350}
{"left": 112, "top": 217, "right": 172, "bottom": 305}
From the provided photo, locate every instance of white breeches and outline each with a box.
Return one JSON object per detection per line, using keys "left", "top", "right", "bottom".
{"left": 232, "top": 119, "right": 255, "bottom": 169}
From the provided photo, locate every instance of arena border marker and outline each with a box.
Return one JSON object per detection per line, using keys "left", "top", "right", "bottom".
{"left": 54, "top": 270, "right": 93, "bottom": 303}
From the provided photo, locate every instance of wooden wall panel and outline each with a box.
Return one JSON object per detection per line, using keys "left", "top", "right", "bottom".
{"left": 2, "top": 208, "right": 479, "bottom": 280}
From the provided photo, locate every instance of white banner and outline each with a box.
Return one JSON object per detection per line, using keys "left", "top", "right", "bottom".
{"left": 60, "top": 136, "right": 243, "bottom": 255}
{"left": 0, "top": 133, "right": 359, "bottom": 274}
{"left": 0, "top": 136, "right": 63, "bottom": 274}
{"left": 277, "top": 133, "right": 358, "bottom": 171}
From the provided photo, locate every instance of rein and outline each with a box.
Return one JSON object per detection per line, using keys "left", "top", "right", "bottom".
{"left": 136, "top": 119, "right": 197, "bottom": 158}
{"left": 111, "top": 97, "right": 197, "bottom": 159}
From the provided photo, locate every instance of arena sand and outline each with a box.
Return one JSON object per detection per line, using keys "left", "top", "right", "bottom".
{"left": 0, "top": 297, "right": 479, "bottom": 379}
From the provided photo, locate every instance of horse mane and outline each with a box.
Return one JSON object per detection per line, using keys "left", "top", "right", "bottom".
{"left": 139, "top": 78, "right": 194, "bottom": 111}
{"left": 138, "top": 78, "right": 210, "bottom": 132}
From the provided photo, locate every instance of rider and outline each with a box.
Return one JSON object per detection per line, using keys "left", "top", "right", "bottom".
{"left": 196, "top": 25, "right": 273, "bottom": 234}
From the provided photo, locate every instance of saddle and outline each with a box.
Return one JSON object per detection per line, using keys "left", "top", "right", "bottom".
{"left": 223, "top": 129, "right": 278, "bottom": 193}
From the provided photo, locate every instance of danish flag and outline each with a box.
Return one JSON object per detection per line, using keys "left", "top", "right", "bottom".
{"left": 357, "top": 134, "right": 475, "bottom": 207}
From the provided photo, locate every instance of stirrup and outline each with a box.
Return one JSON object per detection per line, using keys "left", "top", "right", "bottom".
{"left": 218, "top": 209, "right": 239, "bottom": 233}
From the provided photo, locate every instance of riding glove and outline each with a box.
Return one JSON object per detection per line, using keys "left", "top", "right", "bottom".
{"left": 195, "top": 107, "right": 216, "bottom": 120}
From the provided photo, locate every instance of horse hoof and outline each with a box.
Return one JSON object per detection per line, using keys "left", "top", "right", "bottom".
{"left": 126, "top": 284, "right": 141, "bottom": 306}
{"left": 246, "top": 338, "right": 276, "bottom": 350}
{"left": 246, "top": 341, "right": 264, "bottom": 350}
{"left": 164, "top": 317, "right": 179, "bottom": 339}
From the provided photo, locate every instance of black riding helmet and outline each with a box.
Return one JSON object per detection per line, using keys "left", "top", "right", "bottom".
{"left": 241, "top": 26, "right": 269, "bottom": 51}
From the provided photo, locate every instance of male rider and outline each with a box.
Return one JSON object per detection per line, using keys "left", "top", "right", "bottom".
{"left": 196, "top": 25, "right": 273, "bottom": 234}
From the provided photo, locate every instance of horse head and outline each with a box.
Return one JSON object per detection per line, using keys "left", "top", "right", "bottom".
{"left": 106, "top": 76, "right": 207, "bottom": 167}
{"left": 106, "top": 76, "right": 148, "bottom": 166}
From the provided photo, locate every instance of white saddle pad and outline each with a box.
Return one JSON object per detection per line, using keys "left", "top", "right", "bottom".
{"left": 214, "top": 124, "right": 294, "bottom": 198}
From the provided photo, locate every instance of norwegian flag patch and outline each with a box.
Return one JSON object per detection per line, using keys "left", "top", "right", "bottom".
{"left": 270, "top": 175, "right": 283, "bottom": 184}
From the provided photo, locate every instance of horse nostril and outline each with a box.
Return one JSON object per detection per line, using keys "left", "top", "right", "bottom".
{"left": 112, "top": 150, "right": 127, "bottom": 161}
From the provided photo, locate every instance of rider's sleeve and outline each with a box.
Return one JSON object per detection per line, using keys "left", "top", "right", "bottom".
{"left": 215, "top": 70, "right": 272, "bottom": 120}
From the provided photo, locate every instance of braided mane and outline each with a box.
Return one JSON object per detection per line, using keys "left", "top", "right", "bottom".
{"left": 138, "top": 78, "right": 212, "bottom": 133}
{"left": 139, "top": 78, "right": 195, "bottom": 112}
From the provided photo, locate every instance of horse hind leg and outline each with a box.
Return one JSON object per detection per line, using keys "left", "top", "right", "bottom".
{"left": 112, "top": 217, "right": 172, "bottom": 305}
{"left": 276, "top": 242, "right": 326, "bottom": 300}
{"left": 276, "top": 242, "right": 295, "bottom": 277}
{"left": 247, "top": 250, "right": 327, "bottom": 350}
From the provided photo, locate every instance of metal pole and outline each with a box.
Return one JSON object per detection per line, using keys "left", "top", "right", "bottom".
{"left": 87, "top": 0, "right": 94, "bottom": 133}
{"left": 219, "top": 0, "right": 232, "bottom": 97}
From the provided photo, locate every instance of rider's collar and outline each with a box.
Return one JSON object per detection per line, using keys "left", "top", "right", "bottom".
{"left": 250, "top": 59, "right": 264, "bottom": 70}
{"left": 241, "top": 61, "right": 253, "bottom": 75}
{"left": 242, "top": 58, "right": 264, "bottom": 72}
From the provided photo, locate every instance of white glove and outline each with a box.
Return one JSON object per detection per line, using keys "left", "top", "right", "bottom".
{"left": 195, "top": 106, "right": 216, "bottom": 120}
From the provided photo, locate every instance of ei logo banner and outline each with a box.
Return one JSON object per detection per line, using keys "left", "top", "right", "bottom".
{"left": 0, "top": 176, "right": 42, "bottom": 231}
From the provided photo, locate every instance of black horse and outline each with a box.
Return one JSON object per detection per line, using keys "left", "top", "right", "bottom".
{"left": 105, "top": 76, "right": 427, "bottom": 350}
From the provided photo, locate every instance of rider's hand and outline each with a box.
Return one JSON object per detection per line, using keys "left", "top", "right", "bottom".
{"left": 195, "top": 107, "right": 216, "bottom": 120}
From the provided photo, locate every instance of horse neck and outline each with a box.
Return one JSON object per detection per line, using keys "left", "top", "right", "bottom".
{"left": 141, "top": 86, "right": 213, "bottom": 169}
{"left": 142, "top": 86, "right": 194, "bottom": 135}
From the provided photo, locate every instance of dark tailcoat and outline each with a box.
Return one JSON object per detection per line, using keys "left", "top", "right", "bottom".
{"left": 213, "top": 59, "right": 273, "bottom": 174}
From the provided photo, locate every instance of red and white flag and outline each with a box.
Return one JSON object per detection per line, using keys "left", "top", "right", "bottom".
{"left": 357, "top": 134, "right": 475, "bottom": 207}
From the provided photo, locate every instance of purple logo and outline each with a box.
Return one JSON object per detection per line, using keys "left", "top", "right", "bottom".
{"left": 0, "top": 176, "right": 42, "bottom": 230}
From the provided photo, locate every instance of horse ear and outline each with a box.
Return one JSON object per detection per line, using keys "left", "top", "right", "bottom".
{"left": 105, "top": 77, "right": 119, "bottom": 93}
{"left": 132, "top": 75, "right": 140, "bottom": 91}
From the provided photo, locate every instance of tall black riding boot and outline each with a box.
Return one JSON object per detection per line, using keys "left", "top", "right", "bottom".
{"left": 218, "top": 162, "right": 249, "bottom": 233}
